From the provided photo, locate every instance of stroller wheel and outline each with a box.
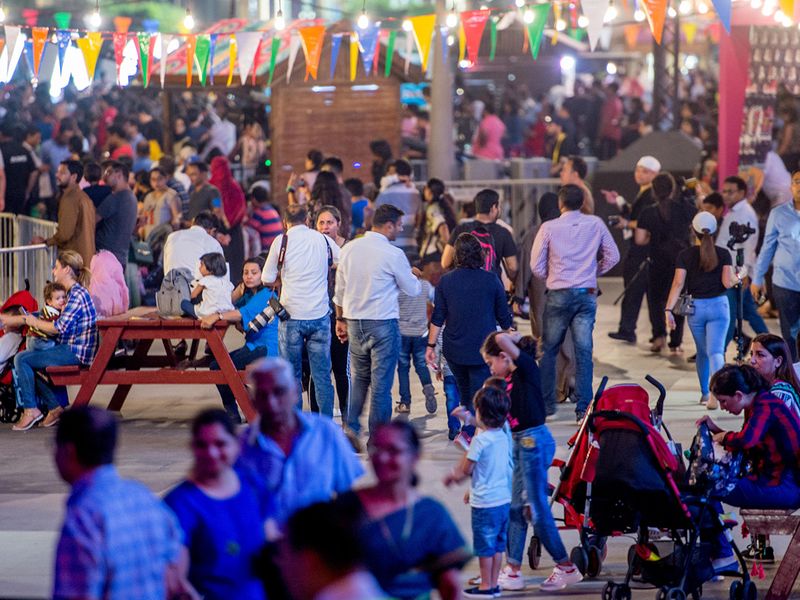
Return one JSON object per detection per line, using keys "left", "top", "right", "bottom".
{"left": 666, "top": 588, "right": 686, "bottom": 600}
{"left": 741, "top": 581, "right": 757, "bottom": 600}
{"left": 570, "top": 546, "right": 588, "bottom": 575}
{"left": 612, "top": 584, "right": 632, "bottom": 600}
{"left": 0, "top": 386, "right": 22, "bottom": 424}
{"left": 587, "top": 545, "right": 603, "bottom": 578}
{"left": 656, "top": 587, "right": 669, "bottom": 600}
{"left": 527, "top": 536, "right": 541, "bottom": 570}
{"left": 603, "top": 581, "right": 616, "bottom": 600}
{"left": 729, "top": 581, "right": 742, "bottom": 600}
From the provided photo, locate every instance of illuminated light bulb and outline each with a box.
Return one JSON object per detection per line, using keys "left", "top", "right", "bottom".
{"left": 88, "top": 9, "right": 101, "bottom": 28}
{"left": 523, "top": 8, "right": 535, "bottom": 22}
{"left": 762, "top": 4, "right": 775, "bottom": 15}
{"left": 750, "top": 0, "right": 762, "bottom": 8}
{"left": 667, "top": 6, "right": 677, "bottom": 17}
{"left": 183, "top": 9, "right": 195, "bottom": 31}
{"left": 515, "top": 0, "right": 525, "bottom": 6}
{"left": 578, "top": 14, "right": 589, "bottom": 27}
{"left": 774, "top": 9, "right": 785, "bottom": 20}
{"left": 275, "top": 9, "right": 286, "bottom": 30}
{"left": 606, "top": 61, "right": 617, "bottom": 75}
{"left": 556, "top": 18, "right": 567, "bottom": 30}
{"left": 604, "top": 3, "right": 619, "bottom": 22}
{"left": 447, "top": 34, "right": 455, "bottom": 45}
{"left": 697, "top": 1, "right": 710, "bottom": 13}
{"left": 402, "top": 18, "right": 413, "bottom": 31}
{"left": 783, "top": 14, "right": 793, "bottom": 26}
{"left": 634, "top": 8, "right": 646, "bottom": 20}
{"left": 446, "top": 9, "right": 458, "bottom": 28}
{"left": 357, "top": 10, "right": 370, "bottom": 29}
{"left": 559, "top": 54, "right": 575, "bottom": 71}
{"left": 0, "top": 4, "right": 6, "bottom": 23}
{"left": 51, "top": 33, "right": 58, "bottom": 43}
{"left": 679, "top": 0, "right": 692, "bottom": 14}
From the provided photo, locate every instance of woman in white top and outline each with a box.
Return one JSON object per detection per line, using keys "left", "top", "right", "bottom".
{"left": 182, "top": 253, "right": 233, "bottom": 318}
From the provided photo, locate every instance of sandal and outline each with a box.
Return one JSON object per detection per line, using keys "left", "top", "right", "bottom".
{"left": 12, "top": 409, "right": 43, "bottom": 431}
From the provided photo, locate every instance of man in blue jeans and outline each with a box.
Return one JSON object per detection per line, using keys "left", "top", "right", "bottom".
{"left": 531, "top": 185, "right": 620, "bottom": 420}
{"left": 262, "top": 204, "right": 340, "bottom": 416}
{"left": 334, "top": 204, "right": 422, "bottom": 438}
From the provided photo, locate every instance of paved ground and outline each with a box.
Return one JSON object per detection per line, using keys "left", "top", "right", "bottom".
{"left": 0, "top": 278, "right": 793, "bottom": 599}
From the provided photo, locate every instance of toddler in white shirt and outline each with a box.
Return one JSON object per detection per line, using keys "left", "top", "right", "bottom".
{"left": 182, "top": 252, "right": 234, "bottom": 318}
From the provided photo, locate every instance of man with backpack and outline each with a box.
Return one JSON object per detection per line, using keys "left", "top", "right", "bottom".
{"left": 441, "top": 189, "right": 518, "bottom": 281}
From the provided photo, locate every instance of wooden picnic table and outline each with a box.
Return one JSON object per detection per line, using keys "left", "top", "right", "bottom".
{"left": 47, "top": 311, "right": 256, "bottom": 421}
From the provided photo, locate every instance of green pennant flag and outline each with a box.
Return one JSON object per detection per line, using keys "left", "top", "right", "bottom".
{"left": 54, "top": 12, "right": 71, "bottom": 29}
{"left": 384, "top": 30, "right": 397, "bottom": 78}
{"left": 526, "top": 4, "right": 550, "bottom": 60}
{"left": 137, "top": 32, "right": 150, "bottom": 87}
{"left": 267, "top": 36, "right": 281, "bottom": 87}
{"left": 489, "top": 19, "right": 497, "bottom": 61}
{"left": 195, "top": 34, "right": 211, "bottom": 86}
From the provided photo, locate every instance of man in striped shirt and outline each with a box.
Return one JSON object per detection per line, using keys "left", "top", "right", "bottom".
{"left": 248, "top": 186, "right": 283, "bottom": 252}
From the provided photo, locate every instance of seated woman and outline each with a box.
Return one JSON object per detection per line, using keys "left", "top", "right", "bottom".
{"left": 700, "top": 364, "right": 800, "bottom": 571}
{"left": 337, "top": 420, "right": 469, "bottom": 600}
{"left": 0, "top": 251, "right": 98, "bottom": 431}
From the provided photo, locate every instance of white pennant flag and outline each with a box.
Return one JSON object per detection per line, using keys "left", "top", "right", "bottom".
{"left": 236, "top": 31, "right": 262, "bottom": 86}
{"left": 160, "top": 34, "right": 174, "bottom": 88}
{"left": 580, "top": 0, "right": 610, "bottom": 51}
{"left": 286, "top": 33, "right": 301, "bottom": 83}
{"left": 404, "top": 30, "right": 413, "bottom": 76}
{"left": 1, "top": 26, "right": 23, "bottom": 83}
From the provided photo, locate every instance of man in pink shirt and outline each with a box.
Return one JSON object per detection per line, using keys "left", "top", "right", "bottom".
{"left": 472, "top": 105, "right": 507, "bottom": 161}
{"left": 531, "top": 185, "right": 620, "bottom": 420}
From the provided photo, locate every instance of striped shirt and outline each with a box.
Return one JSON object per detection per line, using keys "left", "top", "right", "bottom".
{"left": 722, "top": 391, "right": 800, "bottom": 486}
{"left": 250, "top": 204, "right": 283, "bottom": 251}
{"left": 55, "top": 284, "right": 98, "bottom": 365}
{"left": 398, "top": 279, "right": 431, "bottom": 337}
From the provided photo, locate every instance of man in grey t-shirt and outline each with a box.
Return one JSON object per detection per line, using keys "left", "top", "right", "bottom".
{"left": 185, "top": 161, "right": 220, "bottom": 220}
{"left": 96, "top": 161, "right": 138, "bottom": 268}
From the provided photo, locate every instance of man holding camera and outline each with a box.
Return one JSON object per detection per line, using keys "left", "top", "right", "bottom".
{"left": 717, "top": 176, "right": 767, "bottom": 354}
{"left": 262, "top": 204, "right": 340, "bottom": 416}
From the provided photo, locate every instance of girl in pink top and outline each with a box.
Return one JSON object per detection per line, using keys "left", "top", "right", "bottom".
{"left": 472, "top": 105, "right": 507, "bottom": 161}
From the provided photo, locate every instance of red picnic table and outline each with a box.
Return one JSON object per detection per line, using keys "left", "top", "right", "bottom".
{"left": 47, "top": 312, "right": 256, "bottom": 421}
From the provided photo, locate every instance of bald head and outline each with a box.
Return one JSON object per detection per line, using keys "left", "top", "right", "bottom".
{"left": 249, "top": 357, "right": 299, "bottom": 430}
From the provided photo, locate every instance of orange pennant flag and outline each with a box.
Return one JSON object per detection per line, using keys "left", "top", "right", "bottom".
{"left": 185, "top": 34, "right": 196, "bottom": 87}
{"left": 113, "top": 16, "right": 132, "bottom": 34}
{"left": 409, "top": 14, "right": 436, "bottom": 71}
{"left": 640, "top": 0, "right": 667, "bottom": 44}
{"left": 299, "top": 25, "right": 325, "bottom": 81}
{"left": 31, "top": 27, "right": 48, "bottom": 77}
{"left": 624, "top": 24, "right": 640, "bottom": 49}
{"left": 522, "top": 22, "right": 529, "bottom": 54}
{"left": 76, "top": 31, "right": 104, "bottom": 80}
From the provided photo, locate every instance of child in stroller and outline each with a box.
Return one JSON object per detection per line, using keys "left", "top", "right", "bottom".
{"left": 0, "top": 287, "right": 39, "bottom": 423}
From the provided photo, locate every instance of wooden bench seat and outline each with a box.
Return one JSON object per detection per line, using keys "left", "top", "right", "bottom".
{"left": 46, "top": 365, "right": 249, "bottom": 387}
{"left": 740, "top": 509, "right": 800, "bottom": 600}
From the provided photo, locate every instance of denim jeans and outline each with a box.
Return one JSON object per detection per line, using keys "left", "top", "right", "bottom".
{"left": 444, "top": 375, "right": 461, "bottom": 433}
{"left": 507, "top": 425, "right": 569, "bottom": 566}
{"left": 446, "top": 360, "right": 490, "bottom": 414}
{"left": 724, "top": 287, "right": 768, "bottom": 348}
{"left": 472, "top": 504, "right": 511, "bottom": 557}
{"left": 180, "top": 299, "right": 197, "bottom": 318}
{"left": 771, "top": 285, "right": 800, "bottom": 362}
{"left": 346, "top": 319, "right": 400, "bottom": 435}
{"left": 279, "top": 316, "right": 334, "bottom": 416}
{"left": 26, "top": 337, "right": 56, "bottom": 351}
{"left": 14, "top": 344, "right": 80, "bottom": 410}
{"left": 397, "top": 335, "right": 432, "bottom": 405}
{"left": 687, "top": 295, "right": 730, "bottom": 395}
{"left": 540, "top": 289, "right": 597, "bottom": 414}
{"left": 210, "top": 344, "right": 268, "bottom": 423}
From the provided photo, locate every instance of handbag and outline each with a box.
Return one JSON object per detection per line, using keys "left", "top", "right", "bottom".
{"left": 129, "top": 240, "right": 154, "bottom": 265}
{"left": 673, "top": 293, "right": 695, "bottom": 317}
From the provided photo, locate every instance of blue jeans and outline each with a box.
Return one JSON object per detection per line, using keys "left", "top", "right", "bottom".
{"left": 540, "top": 289, "right": 597, "bottom": 414}
{"left": 507, "top": 425, "right": 569, "bottom": 566}
{"left": 210, "top": 344, "right": 269, "bottom": 424}
{"left": 444, "top": 374, "right": 461, "bottom": 433}
{"left": 446, "top": 360, "right": 490, "bottom": 413}
{"left": 397, "top": 335, "right": 432, "bottom": 405}
{"left": 724, "top": 287, "right": 768, "bottom": 347}
{"left": 26, "top": 337, "right": 56, "bottom": 351}
{"left": 687, "top": 295, "right": 730, "bottom": 395}
{"left": 772, "top": 285, "right": 800, "bottom": 362}
{"left": 14, "top": 344, "right": 80, "bottom": 410}
{"left": 346, "top": 319, "right": 400, "bottom": 435}
{"left": 279, "top": 316, "right": 334, "bottom": 416}
{"left": 472, "top": 504, "right": 511, "bottom": 557}
{"left": 180, "top": 299, "right": 197, "bottom": 318}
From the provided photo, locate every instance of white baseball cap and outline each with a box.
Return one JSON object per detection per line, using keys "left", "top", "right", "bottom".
{"left": 636, "top": 156, "right": 661, "bottom": 172}
{"left": 692, "top": 211, "right": 718, "bottom": 235}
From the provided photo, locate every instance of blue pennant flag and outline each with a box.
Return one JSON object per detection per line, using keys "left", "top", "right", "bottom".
{"left": 330, "top": 34, "right": 342, "bottom": 79}
{"left": 358, "top": 24, "right": 380, "bottom": 76}
{"left": 56, "top": 30, "right": 71, "bottom": 73}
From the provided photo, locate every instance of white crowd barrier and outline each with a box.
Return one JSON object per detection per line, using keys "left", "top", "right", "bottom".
{"left": 0, "top": 213, "right": 58, "bottom": 303}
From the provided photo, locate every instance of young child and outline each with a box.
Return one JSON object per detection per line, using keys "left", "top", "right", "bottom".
{"left": 27, "top": 282, "right": 67, "bottom": 351}
{"left": 0, "top": 306, "right": 25, "bottom": 373}
{"left": 480, "top": 331, "right": 582, "bottom": 592}
{"left": 182, "top": 253, "right": 234, "bottom": 319}
{"left": 444, "top": 385, "right": 513, "bottom": 598}
{"left": 396, "top": 278, "right": 436, "bottom": 414}
{"left": 344, "top": 177, "right": 369, "bottom": 236}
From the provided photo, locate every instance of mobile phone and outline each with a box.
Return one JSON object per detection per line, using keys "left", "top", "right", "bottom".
{"left": 211, "top": 197, "right": 222, "bottom": 209}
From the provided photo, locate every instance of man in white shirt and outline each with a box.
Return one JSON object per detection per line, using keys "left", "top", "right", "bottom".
{"left": 717, "top": 175, "right": 768, "bottom": 352}
{"left": 262, "top": 204, "right": 340, "bottom": 416}
{"left": 201, "top": 104, "right": 236, "bottom": 160}
{"left": 334, "top": 204, "right": 422, "bottom": 436}
{"left": 163, "top": 211, "right": 225, "bottom": 278}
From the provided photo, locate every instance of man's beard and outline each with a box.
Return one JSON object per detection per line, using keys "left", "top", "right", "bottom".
{"left": 57, "top": 183, "right": 68, "bottom": 191}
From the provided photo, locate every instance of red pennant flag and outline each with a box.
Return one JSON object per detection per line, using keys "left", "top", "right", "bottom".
{"left": 22, "top": 9, "right": 39, "bottom": 26}
{"left": 112, "top": 32, "right": 128, "bottom": 85}
{"left": 460, "top": 9, "right": 490, "bottom": 65}
{"left": 251, "top": 36, "right": 263, "bottom": 85}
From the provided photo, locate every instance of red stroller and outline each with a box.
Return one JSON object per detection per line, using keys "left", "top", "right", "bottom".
{"left": 0, "top": 284, "right": 39, "bottom": 423}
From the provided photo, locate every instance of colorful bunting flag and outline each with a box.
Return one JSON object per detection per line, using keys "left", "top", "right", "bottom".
{"left": 404, "top": 30, "right": 413, "bottom": 76}
{"left": 160, "top": 33, "right": 174, "bottom": 87}
{"left": 195, "top": 34, "right": 211, "bottom": 86}
{"left": 114, "top": 16, "right": 132, "bottom": 34}
{"left": 21, "top": 9, "right": 39, "bottom": 27}
{"left": 268, "top": 36, "right": 280, "bottom": 86}
{"left": 55, "top": 30, "right": 71, "bottom": 72}
{"left": 23, "top": 40, "right": 34, "bottom": 78}
{"left": 76, "top": 31, "right": 103, "bottom": 80}
{"left": 299, "top": 25, "right": 325, "bottom": 81}
{"left": 552, "top": 2, "right": 561, "bottom": 45}
{"left": 582, "top": 0, "right": 610, "bottom": 51}
{"left": 489, "top": 19, "right": 497, "bottom": 61}
{"left": 682, "top": 21, "right": 698, "bottom": 44}
{"left": 711, "top": 0, "right": 731, "bottom": 33}
{"left": 137, "top": 32, "right": 151, "bottom": 87}
{"left": 143, "top": 19, "right": 159, "bottom": 34}
{"left": 53, "top": 12, "right": 71, "bottom": 30}
{"left": 184, "top": 34, "right": 196, "bottom": 87}
{"left": 31, "top": 28, "right": 48, "bottom": 78}
{"left": 639, "top": 0, "right": 668, "bottom": 44}
{"left": 372, "top": 31, "right": 382, "bottom": 76}
{"left": 236, "top": 31, "right": 262, "bottom": 85}
{"left": 1, "top": 26, "right": 23, "bottom": 83}
{"left": 251, "top": 36, "right": 263, "bottom": 85}
{"left": 112, "top": 32, "right": 127, "bottom": 85}
{"left": 461, "top": 9, "right": 490, "bottom": 65}
{"left": 409, "top": 14, "right": 436, "bottom": 71}
{"left": 384, "top": 30, "right": 396, "bottom": 77}
{"left": 525, "top": 4, "right": 550, "bottom": 60}
{"left": 350, "top": 33, "right": 359, "bottom": 81}
{"left": 286, "top": 33, "right": 301, "bottom": 83}
{"left": 357, "top": 24, "right": 380, "bottom": 76}
{"left": 458, "top": 23, "right": 466, "bottom": 63}
{"left": 208, "top": 34, "right": 218, "bottom": 85}
{"left": 623, "top": 24, "right": 640, "bottom": 49}
{"left": 330, "top": 34, "right": 343, "bottom": 79}
{"left": 227, "top": 35, "right": 237, "bottom": 86}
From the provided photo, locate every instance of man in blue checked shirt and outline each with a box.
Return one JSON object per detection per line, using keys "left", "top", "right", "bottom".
{"left": 52, "top": 407, "right": 197, "bottom": 600}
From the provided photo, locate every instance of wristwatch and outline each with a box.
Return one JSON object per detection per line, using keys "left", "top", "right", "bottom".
{"left": 427, "top": 342, "right": 436, "bottom": 348}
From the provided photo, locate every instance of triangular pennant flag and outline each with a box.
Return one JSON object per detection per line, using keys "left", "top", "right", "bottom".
{"left": 1, "top": 26, "right": 23, "bottom": 83}
{"left": 114, "top": 16, "right": 132, "bottom": 34}
{"left": 195, "top": 34, "right": 211, "bottom": 86}
{"left": 409, "top": 14, "right": 436, "bottom": 71}
{"left": 143, "top": 19, "right": 159, "bottom": 34}
{"left": 267, "top": 36, "right": 281, "bottom": 86}
{"left": 236, "top": 31, "right": 262, "bottom": 85}
{"left": 286, "top": 33, "right": 301, "bottom": 83}
{"left": 357, "top": 24, "right": 380, "bottom": 77}
{"left": 76, "top": 31, "right": 103, "bottom": 80}
{"left": 21, "top": 9, "right": 38, "bottom": 27}
{"left": 523, "top": 20, "right": 530, "bottom": 54}
{"left": 569, "top": 3, "right": 579, "bottom": 28}
{"left": 330, "top": 34, "right": 343, "bottom": 79}
{"left": 623, "top": 24, "right": 640, "bottom": 49}
{"left": 525, "top": 4, "right": 550, "bottom": 59}
{"left": 372, "top": 30, "right": 382, "bottom": 76}
{"left": 682, "top": 21, "right": 697, "bottom": 44}
{"left": 711, "top": 0, "right": 731, "bottom": 34}
{"left": 112, "top": 33, "right": 127, "bottom": 85}
{"left": 489, "top": 18, "right": 497, "bottom": 61}
{"left": 227, "top": 35, "right": 236, "bottom": 86}
{"left": 707, "top": 22, "right": 721, "bottom": 43}
{"left": 56, "top": 30, "right": 71, "bottom": 72}
{"left": 779, "top": 0, "right": 794, "bottom": 19}
{"left": 251, "top": 36, "right": 263, "bottom": 85}
{"left": 404, "top": 30, "right": 413, "bottom": 76}
{"left": 23, "top": 39, "right": 34, "bottom": 79}
{"left": 461, "top": 9, "right": 490, "bottom": 64}
{"left": 552, "top": 2, "right": 561, "bottom": 45}
{"left": 137, "top": 32, "right": 150, "bottom": 87}
{"left": 31, "top": 28, "right": 48, "bottom": 78}
{"left": 208, "top": 34, "right": 218, "bottom": 85}
{"left": 639, "top": 0, "right": 668, "bottom": 44}
{"left": 581, "top": 0, "right": 609, "bottom": 51}
{"left": 349, "top": 33, "right": 359, "bottom": 81}
{"left": 458, "top": 23, "right": 466, "bottom": 62}
{"left": 384, "top": 30, "right": 396, "bottom": 77}
{"left": 160, "top": 33, "right": 173, "bottom": 87}
{"left": 299, "top": 25, "right": 326, "bottom": 81}
{"left": 53, "top": 12, "right": 71, "bottom": 30}
{"left": 185, "top": 34, "right": 196, "bottom": 87}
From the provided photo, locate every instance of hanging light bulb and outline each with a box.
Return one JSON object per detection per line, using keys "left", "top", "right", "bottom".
{"left": 634, "top": 8, "right": 646, "bottom": 20}
{"left": 402, "top": 18, "right": 413, "bottom": 31}
{"left": 750, "top": 0, "right": 762, "bottom": 8}
{"left": 604, "top": 2, "right": 619, "bottom": 22}
{"left": 697, "top": 1, "right": 710, "bottom": 13}
{"left": 446, "top": 5, "right": 459, "bottom": 29}
{"left": 523, "top": 7, "right": 535, "bottom": 23}
{"left": 678, "top": 0, "right": 692, "bottom": 14}
{"left": 667, "top": 6, "right": 678, "bottom": 17}
{"left": 775, "top": 9, "right": 785, "bottom": 21}
{"left": 556, "top": 18, "right": 567, "bottom": 30}
{"left": 87, "top": 0, "right": 101, "bottom": 28}
{"left": 357, "top": 0, "right": 369, "bottom": 29}
{"left": 183, "top": 8, "right": 195, "bottom": 31}
{"left": 577, "top": 14, "right": 589, "bottom": 27}
{"left": 274, "top": 0, "right": 286, "bottom": 30}
{"left": 515, "top": 0, "right": 525, "bottom": 6}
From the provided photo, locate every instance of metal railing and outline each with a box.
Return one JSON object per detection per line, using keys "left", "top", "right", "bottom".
{"left": 0, "top": 213, "right": 58, "bottom": 303}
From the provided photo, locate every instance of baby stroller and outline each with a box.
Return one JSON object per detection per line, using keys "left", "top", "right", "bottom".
{"left": 0, "top": 285, "right": 39, "bottom": 423}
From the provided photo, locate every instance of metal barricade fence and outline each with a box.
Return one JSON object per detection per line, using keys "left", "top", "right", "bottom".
{"left": 0, "top": 213, "right": 58, "bottom": 303}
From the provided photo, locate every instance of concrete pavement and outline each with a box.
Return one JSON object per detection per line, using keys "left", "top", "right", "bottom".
{"left": 0, "top": 278, "right": 792, "bottom": 599}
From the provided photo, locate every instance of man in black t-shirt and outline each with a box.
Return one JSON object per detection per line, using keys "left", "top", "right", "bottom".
{"left": 0, "top": 124, "right": 37, "bottom": 215}
{"left": 441, "top": 188, "right": 518, "bottom": 281}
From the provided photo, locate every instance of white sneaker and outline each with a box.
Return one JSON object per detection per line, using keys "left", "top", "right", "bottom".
{"left": 498, "top": 569, "right": 526, "bottom": 591}
{"left": 539, "top": 565, "right": 583, "bottom": 592}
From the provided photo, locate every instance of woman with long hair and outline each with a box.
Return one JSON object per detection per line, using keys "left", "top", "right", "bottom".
{"left": 418, "top": 178, "right": 457, "bottom": 266}
{"left": 310, "top": 171, "right": 349, "bottom": 239}
{"left": 665, "top": 212, "right": 736, "bottom": 408}
{"left": 209, "top": 156, "right": 247, "bottom": 283}
{"left": 636, "top": 172, "right": 697, "bottom": 353}
{"left": 2, "top": 250, "right": 98, "bottom": 430}
{"left": 749, "top": 333, "right": 800, "bottom": 417}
